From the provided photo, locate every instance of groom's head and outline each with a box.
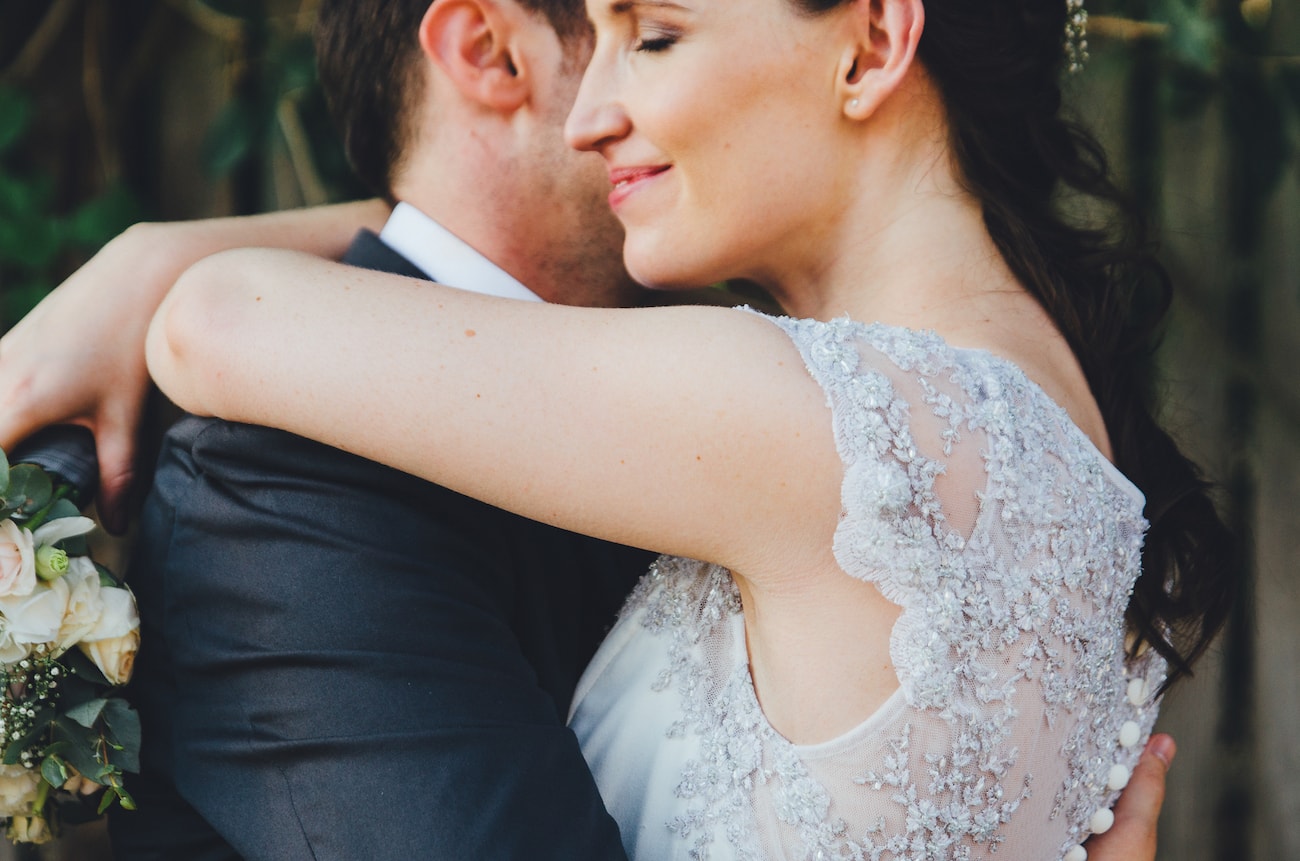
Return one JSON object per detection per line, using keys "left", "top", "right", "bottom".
{"left": 315, "top": 0, "right": 638, "bottom": 307}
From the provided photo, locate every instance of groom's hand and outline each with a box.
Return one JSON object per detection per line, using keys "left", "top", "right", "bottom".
{"left": 1085, "top": 733, "right": 1175, "bottom": 861}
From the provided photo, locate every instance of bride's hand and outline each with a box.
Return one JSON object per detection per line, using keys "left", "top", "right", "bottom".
{"left": 1084, "top": 734, "right": 1175, "bottom": 861}
{"left": 0, "top": 201, "right": 389, "bottom": 532}
{"left": 0, "top": 224, "right": 166, "bottom": 531}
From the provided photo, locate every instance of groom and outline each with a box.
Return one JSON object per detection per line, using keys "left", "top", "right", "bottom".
{"left": 98, "top": 1, "right": 655, "bottom": 859}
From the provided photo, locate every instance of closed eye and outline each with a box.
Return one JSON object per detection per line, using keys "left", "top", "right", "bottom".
{"left": 635, "top": 35, "right": 678, "bottom": 52}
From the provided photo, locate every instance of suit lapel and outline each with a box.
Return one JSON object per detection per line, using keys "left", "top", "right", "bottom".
{"left": 341, "top": 229, "right": 433, "bottom": 281}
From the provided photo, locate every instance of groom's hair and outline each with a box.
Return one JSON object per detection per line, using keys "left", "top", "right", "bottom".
{"left": 315, "top": 0, "right": 588, "bottom": 200}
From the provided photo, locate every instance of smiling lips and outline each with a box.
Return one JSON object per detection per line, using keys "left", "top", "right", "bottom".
{"left": 608, "top": 165, "right": 670, "bottom": 208}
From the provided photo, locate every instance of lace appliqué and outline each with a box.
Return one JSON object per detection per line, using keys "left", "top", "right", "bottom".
{"left": 619, "top": 313, "right": 1164, "bottom": 860}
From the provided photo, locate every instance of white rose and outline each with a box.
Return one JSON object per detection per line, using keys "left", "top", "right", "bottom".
{"left": 0, "top": 619, "right": 32, "bottom": 664}
{"left": 31, "top": 516, "right": 96, "bottom": 548}
{"left": 80, "top": 628, "right": 140, "bottom": 686}
{"left": 84, "top": 585, "right": 138, "bottom": 642}
{"left": 54, "top": 558, "right": 105, "bottom": 653}
{"left": 0, "top": 521, "right": 36, "bottom": 599}
{"left": 0, "top": 765, "right": 40, "bottom": 817}
{"left": 0, "top": 578, "right": 70, "bottom": 649}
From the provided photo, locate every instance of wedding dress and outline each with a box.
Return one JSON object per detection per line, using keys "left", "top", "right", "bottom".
{"left": 570, "top": 312, "right": 1165, "bottom": 861}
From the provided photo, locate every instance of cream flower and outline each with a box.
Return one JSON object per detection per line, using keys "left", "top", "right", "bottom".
{"left": 80, "top": 628, "right": 139, "bottom": 686}
{"left": 84, "top": 585, "right": 138, "bottom": 641}
{"left": 0, "top": 521, "right": 36, "bottom": 599}
{"left": 7, "top": 814, "right": 50, "bottom": 844}
{"left": 80, "top": 585, "right": 140, "bottom": 684}
{"left": 31, "top": 516, "right": 96, "bottom": 548}
{"left": 0, "top": 765, "right": 39, "bottom": 817}
{"left": 31, "top": 517, "right": 96, "bottom": 585}
{"left": 55, "top": 558, "right": 105, "bottom": 653}
{"left": 0, "top": 618, "right": 32, "bottom": 664}
{"left": 0, "top": 578, "right": 71, "bottom": 650}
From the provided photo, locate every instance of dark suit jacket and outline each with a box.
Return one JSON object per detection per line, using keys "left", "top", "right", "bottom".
{"left": 108, "top": 230, "right": 652, "bottom": 861}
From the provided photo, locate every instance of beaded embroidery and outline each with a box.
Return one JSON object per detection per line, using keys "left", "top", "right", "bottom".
{"left": 608, "top": 313, "right": 1165, "bottom": 860}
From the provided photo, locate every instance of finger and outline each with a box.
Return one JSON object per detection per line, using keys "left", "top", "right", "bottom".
{"left": 1116, "top": 734, "right": 1173, "bottom": 825}
{"left": 0, "top": 375, "right": 54, "bottom": 455}
{"left": 1085, "top": 733, "right": 1174, "bottom": 860}
{"left": 93, "top": 406, "right": 143, "bottom": 535}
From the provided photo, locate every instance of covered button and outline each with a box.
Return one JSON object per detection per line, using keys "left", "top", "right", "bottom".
{"left": 1126, "top": 678, "right": 1149, "bottom": 706}
{"left": 1089, "top": 807, "right": 1115, "bottom": 834}
{"left": 1119, "top": 720, "right": 1141, "bottom": 748}
{"left": 1064, "top": 844, "right": 1088, "bottom": 861}
{"left": 1107, "top": 763, "right": 1132, "bottom": 791}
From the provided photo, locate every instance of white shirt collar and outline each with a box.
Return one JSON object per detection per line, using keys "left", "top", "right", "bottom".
{"left": 378, "top": 202, "right": 543, "bottom": 302}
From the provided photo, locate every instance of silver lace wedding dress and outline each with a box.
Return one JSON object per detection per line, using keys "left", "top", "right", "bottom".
{"left": 570, "top": 312, "right": 1165, "bottom": 861}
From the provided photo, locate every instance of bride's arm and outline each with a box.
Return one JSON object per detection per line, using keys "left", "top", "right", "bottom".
{"left": 147, "top": 248, "right": 842, "bottom": 576}
{"left": 0, "top": 200, "right": 389, "bottom": 530}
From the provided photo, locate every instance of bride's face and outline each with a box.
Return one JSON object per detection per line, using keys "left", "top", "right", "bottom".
{"left": 566, "top": 0, "right": 854, "bottom": 290}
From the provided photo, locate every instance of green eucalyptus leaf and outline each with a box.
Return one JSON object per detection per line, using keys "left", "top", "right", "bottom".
{"left": 0, "top": 464, "right": 53, "bottom": 515}
{"left": 63, "top": 698, "right": 108, "bottom": 730}
{"left": 40, "top": 754, "right": 69, "bottom": 788}
{"left": 51, "top": 716, "right": 104, "bottom": 780}
{"left": 40, "top": 741, "right": 72, "bottom": 759}
{"left": 0, "top": 446, "right": 9, "bottom": 496}
{"left": 96, "top": 563, "right": 121, "bottom": 588}
{"left": 102, "top": 698, "right": 141, "bottom": 772}
{"left": 62, "top": 646, "right": 110, "bottom": 686}
{"left": 42, "top": 499, "right": 83, "bottom": 525}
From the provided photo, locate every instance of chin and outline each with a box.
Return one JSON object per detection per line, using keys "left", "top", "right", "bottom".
{"left": 625, "top": 244, "right": 716, "bottom": 291}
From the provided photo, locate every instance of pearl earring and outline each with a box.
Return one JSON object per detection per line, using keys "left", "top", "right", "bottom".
{"left": 848, "top": 99, "right": 859, "bottom": 110}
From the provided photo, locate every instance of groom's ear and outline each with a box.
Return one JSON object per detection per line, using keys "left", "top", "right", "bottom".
{"left": 418, "top": 0, "right": 530, "bottom": 112}
{"left": 836, "top": 0, "right": 924, "bottom": 120}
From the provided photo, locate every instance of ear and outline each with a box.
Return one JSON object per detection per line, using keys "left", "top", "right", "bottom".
{"left": 418, "top": 0, "right": 530, "bottom": 112}
{"left": 835, "top": 0, "right": 924, "bottom": 120}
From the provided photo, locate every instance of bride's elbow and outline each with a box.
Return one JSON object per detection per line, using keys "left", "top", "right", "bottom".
{"left": 146, "top": 250, "right": 254, "bottom": 416}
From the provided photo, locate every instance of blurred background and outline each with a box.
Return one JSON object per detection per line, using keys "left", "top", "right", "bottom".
{"left": 0, "top": 0, "right": 1296, "bottom": 858}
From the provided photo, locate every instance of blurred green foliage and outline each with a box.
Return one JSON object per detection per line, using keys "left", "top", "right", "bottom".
{"left": 0, "top": 87, "right": 142, "bottom": 328}
{"left": 0, "top": 0, "right": 364, "bottom": 333}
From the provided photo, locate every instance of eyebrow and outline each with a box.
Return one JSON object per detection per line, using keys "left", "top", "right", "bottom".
{"left": 609, "top": 0, "right": 688, "bottom": 12}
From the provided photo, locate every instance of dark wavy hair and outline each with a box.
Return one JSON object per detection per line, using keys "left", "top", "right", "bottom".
{"left": 314, "top": 0, "right": 588, "bottom": 200}
{"left": 794, "top": 0, "right": 1237, "bottom": 686}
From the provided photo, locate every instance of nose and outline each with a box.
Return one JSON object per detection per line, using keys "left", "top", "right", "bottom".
{"left": 564, "top": 51, "right": 631, "bottom": 154}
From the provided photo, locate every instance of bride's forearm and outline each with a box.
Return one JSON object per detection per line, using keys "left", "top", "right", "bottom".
{"left": 0, "top": 200, "right": 390, "bottom": 525}
{"left": 145, "top": 246, "right": 839, "bottom": 576}
{"left": 104, "top": 199, "right": 390, "bottom": 315}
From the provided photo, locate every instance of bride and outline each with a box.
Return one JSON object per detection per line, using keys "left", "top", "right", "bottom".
{"left": 145, "top": 0, "right": 1232, "bottom": 858}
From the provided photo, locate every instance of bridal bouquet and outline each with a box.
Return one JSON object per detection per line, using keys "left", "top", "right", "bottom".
{"left": 0, "top": 444, "right": 140, "bottom": 844}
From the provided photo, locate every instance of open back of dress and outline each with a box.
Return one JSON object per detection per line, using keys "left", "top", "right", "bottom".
{"left": 571, "top": 310, "right": 1164, "bottom": 861}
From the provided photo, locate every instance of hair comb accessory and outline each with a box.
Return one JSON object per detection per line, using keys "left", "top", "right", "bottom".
{"left": 1066, "top": 0, "right": 1089, "bottom": 73}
